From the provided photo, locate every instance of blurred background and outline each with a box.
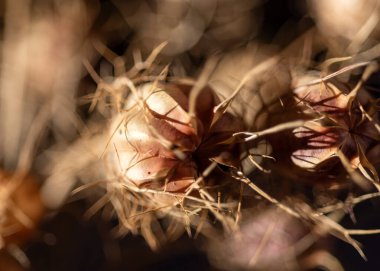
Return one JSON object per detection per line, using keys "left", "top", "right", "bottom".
{"left": 1, "top": 0, "right": 380, "bottom": 270}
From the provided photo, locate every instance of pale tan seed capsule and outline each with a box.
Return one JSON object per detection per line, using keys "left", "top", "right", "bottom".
{"left": 106, "top": 82, "right": 244, "bottom": 192}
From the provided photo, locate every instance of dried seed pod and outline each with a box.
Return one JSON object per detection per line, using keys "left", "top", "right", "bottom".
{"left": 98, "top": 81, "right": 247, "bottom": 248}
{"left": 106, "top": 82, "right": 244, "bottom": 192}
{"left": 268, "top": 71, "right": 380, "bottom": 185}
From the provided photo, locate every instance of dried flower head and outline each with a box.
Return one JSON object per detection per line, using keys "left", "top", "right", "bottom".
{"left": 94, "top": 78, "right": 246, "bottom": 248}
{"left": 268, "top": 66, "right": 380, "bottom": 187}
{"left": 107, "top": 81, "right": 243, "bottom": 192}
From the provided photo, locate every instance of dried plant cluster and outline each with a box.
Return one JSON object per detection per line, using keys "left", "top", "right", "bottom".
{"left": 1, "top": 0, "right": 380, "bottom": 270}
{"left": 80, "top": 47, "right": 380, "bottom": 269}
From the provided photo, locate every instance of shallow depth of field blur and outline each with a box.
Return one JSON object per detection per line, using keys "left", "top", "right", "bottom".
{"left": 1, "top": 0, "right": 380, "bottom": 271}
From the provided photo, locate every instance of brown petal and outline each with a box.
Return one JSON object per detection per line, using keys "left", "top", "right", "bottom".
{"left": 291, "top": 122, "right": 341, "bottom": 169}
{"left": 144, "top": 84, "right": 200, "bottom": 151}
{"left": 163, "top": 162, "right": 196, "bottom": 192}
{"left": 293, "top": 78, "right": 350, "bottom": 116}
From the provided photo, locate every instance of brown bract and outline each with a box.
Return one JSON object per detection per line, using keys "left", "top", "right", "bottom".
{"left": 0, "top": 171, "right": 44, "bottom": 248}
{"left": 107, "top": 82, "right": 244, "bottom": 192}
